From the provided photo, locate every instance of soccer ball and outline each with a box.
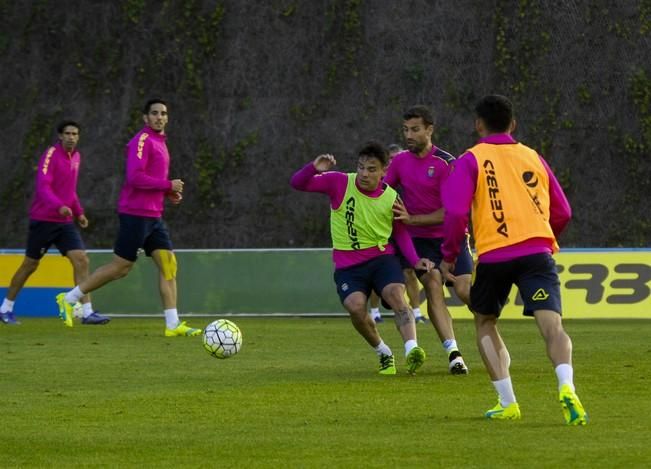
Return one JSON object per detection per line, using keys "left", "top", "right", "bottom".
{"left": 202, "top": 319, "right": 242, "bottom": 359}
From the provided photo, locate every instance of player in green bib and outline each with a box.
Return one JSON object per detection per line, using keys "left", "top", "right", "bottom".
{"left": 291, "top": 141, "right": 433, "bottom": 375}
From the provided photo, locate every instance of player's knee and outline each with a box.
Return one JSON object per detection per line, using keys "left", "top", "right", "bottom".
{"left": 344, "top": 294, "right": 366, "bottom": 313}
{"left": 71, "top": 254, "right": 89, "bottom": 271}
{"left": 160, "top": 251, "right": 177, "bottom": 280}
{"left": 112, "top": 261, "right": 133, "bottom": 279}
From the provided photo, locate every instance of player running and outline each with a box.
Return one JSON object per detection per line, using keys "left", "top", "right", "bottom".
{"left": 56, "top": 99, "right": 201, "bottom": 337}
{"left": 291, "top": 141, "right": 433, "bottom": 375}
{"left": 1, "top": 121, "right": 108, "bottom": 326}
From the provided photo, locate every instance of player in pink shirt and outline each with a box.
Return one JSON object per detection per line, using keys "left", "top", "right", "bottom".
{"left": 56, "top": 99, "right": 201, "bottom": 337}
{"left": 291, "top": 142, "right": 434, "bottom": 375}
{"left": 1, "top": 121, "right": 108, "bottom": 326}
{"left": 386, "top": 106, "right": 472, "bottom": 375}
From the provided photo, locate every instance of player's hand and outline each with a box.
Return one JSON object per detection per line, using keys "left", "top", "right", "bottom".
{"left": 392, "top": 198, "right": 412, "bottom": 224}
{"left": 414, "top": 258, "right": 434, "bottom": 272}
{"left": 313, "top": 154, "right": 336, "bottom": 172}
{"left": 77, "top": 214, "right": 89, "bottom": 228}
{"left": 170, "top": 179, "right": 184, "bottom": 192}
{"left": 59, "top": 206, "right": 73, "bottom": 217}
{"left": 439, "top": 260, "right": 457, "bottom": 283}
{"left": 167, "top": 191, "right": 183, "bottom": 205}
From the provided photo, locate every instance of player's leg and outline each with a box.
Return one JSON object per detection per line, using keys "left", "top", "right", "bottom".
{"left": 3, "top": 221, "right": 59, "bottom": 325}
{"left": 65, "top": 249, "right": 110, "bottom": 325}
{"left": 452, "top": 234, "right": 473, "bottom": 306}
{"left": 419, "top": 268, "right": 468, "bottom": 374}
{"left": 474, "top": 312, "right": 520, "bottom": 420}
{"left": 56, "top": 215, "right": 139, "bottom": 326}
{"left": 335, "top": 260, "right": 395, "bottom": 374}
{"left": 375, "top": 255, "right": 426, "bottom": 374}
{"left": 145, "top": 219, "right": 200, "bottom": 337}
{"left": 404, "top": 268, "right": 425, "bottom": 322}
{"left": 1, "top": 256, "right": 39, "bottom": 325}
{"left": 416, "top": 237, "right": 469, "bottom": 374}
{"left": 534, "top": 314, "right": 586, "bottom": 425}
{"left": 519, "top": 253, "right": 587, "bottom": 425}
{"left": 368, "top": 290, "right": 383, "bottom": 323}
{"left": 471, "top": 260, "right": 520, "bottom": 420}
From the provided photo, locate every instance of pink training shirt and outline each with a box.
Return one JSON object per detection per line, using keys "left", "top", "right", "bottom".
{"left": 290, "top": 163, "right": 420, "bottom": 270}
{"left": 441, "top": 134, "right": 572, "bottom": 264}
{"left": 29, "top": 142, "right": 83, "bottom": 223}
{"left": 118, "top": 126, "right": 174, "bottom": 218}
{"left": 384, "top": 145, "right": 455, "bottom": 238}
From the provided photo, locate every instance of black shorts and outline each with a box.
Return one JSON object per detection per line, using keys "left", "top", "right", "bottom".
{"left": 114, "top": 214, "right": 173, "bottom": 262}
{"left": 399, "top": 235, "right": 473, "bottom": 279}
{"left": 333, "top": 255, "right": 405, "bottom": 304}
{"left": 470, "top": 252, "right": 562, "bottom": 317}
{"left": 25, "top": 220, "right": 84, "bottom": 260}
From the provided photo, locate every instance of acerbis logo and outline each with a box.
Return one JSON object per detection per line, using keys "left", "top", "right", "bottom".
{"left": 345, "top": 197, "right": 361, "bottom": 250}
{"left": 532, "top": 288, "right": 549, "bottom": 301}
{"left": 482, "top": 159, "right": 508, "bottom": 238}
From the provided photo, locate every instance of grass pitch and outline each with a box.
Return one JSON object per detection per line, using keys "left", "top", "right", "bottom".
{"left": 1, "top": 317, "right": 650, "bottom": 468}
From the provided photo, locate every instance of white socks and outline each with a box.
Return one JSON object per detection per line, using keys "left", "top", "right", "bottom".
{"left": 442, "top": 339, "right": 458, "bottom": 354}
{"left": 164, "top": 308, "right": 180, "bottom": 329}
{"left": 65, "top": 286, "right": 85, "bottom": 304}
{"left": 404, "top": 339, "right": 418, "bottom": 356}
{"left": 374, "top": 340, "right": 392, "bottom": 357}
{"left": 370, "top": 307, "right": 380, "bottom": 318}
{"left": 412, "top": 307, "right": 422, "bottom": 319}
{"left": 555, "top": 363, "right": 575, "bottom": 392}
{"left": 81, "top": 302, "right": 94, "bottom": 319}
{"left": 492, "top": 377, "right": 517, "bottom": 406}
{"left": 1, "top": 298, "right": 14, "bottom": 314}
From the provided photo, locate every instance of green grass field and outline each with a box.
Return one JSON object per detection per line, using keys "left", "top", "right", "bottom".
{"left": 1, "top": 317, "right": 650, "bottom": 468}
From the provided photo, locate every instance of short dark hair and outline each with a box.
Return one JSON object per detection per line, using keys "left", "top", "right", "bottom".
{"left": 57, "top": 120, "right": 80, "bottom": 134}
{"left": 403, "top": 105, "right": 434, "bottom": 127}
{"left": 475, "top": 95, "right": 513, "bottom": 133}
{"left": 387, "top": 143, "right": 402, "bottom": 154}
{"left": 358, "top": 141, "right": 389, "bottom": 167}
{"left": 143, "top": 98, "right": 167, "bottom": 114}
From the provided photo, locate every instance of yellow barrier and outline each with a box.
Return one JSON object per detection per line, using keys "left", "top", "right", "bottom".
{"left": 442, "top": 251, "right": 650, "bottom": 319}
{"left": 0, "top": 254, "right": 73, "bottom": 287}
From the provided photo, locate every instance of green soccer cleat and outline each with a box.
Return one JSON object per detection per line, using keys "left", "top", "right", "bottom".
{"left": 165, "top": 321, "right": 202, "bottom": 337}
{"left": 378, "top": 354, "right": 396, "bottom": 375}
{"left": 55, "top": 293, "right": 74, "bottom": 327}
{"left": 406, "top": 346, "right": 426, "bottom": 375}
{"left": 559, "top": 384, "right": 588, "bottom": 426}
{"left": 485, "top": 400, "right": 521, "bottom": 420}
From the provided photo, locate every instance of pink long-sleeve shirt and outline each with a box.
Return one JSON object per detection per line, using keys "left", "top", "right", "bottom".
{"left": 290, "top": 163, "right": 420, "bottom": 270}
{"left": 441, "top": 134, "right": 572, "bottom": 263}
{"left": 29, "top": 142, "right": 83, "bottom": 223}
{"left": 117, "top": 127, "right": 173, "bottom": 218}
{"left": 384, "top": 145, "right": 455, "bottom": 238}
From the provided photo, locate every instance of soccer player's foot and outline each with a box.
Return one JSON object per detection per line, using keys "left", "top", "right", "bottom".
{"left": 406, "top": 346, "right": 426, "bottom": 375}
{"left": 448, "top": 355, "right": 469, "bottom": 375}
{"left": 0, "top": 312, "right": 20, "bottom": 325}
{"left": 414, "top": 315, "right": 427, "bottom": 324}
{"left": 165, "top": 321, "right": 202, "bottom": 337}
{"left": 559, "top": 384, "right": 588, "bottom": 426}
{"left": 55, "top": 293, "right": 74, "bottom": 327}
{"left": 372, "top": 315, "right": 383, "bottom": 324}
{"left": 485, "top": 400, "right": 521, "bottom": 420}
{"left": 82, "top": 312, "right": 111, "bottom": 325}
{"left": 378, "top": 354, "right": 396, "bottom": 375}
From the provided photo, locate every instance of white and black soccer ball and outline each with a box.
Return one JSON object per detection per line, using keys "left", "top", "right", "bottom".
{"left": 202, "top": 319, "right": 242, "bottom": 359}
